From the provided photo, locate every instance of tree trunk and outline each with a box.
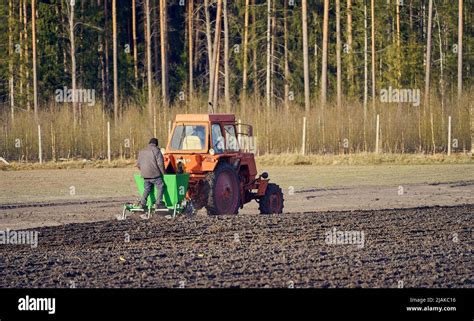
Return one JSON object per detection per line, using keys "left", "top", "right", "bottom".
{"left": 363, "top": 0, "right": 368, "bottom": 150}
{"left": 211, "top": 0, "right": 223, "bottom": 110}
{"left": 435, "top": 7, "right": 445, "bottom": 129}
{"left": 336, "top": 0, "right": 342, "bottom": 109}
{"left": 302, "top": 0, "right": 310, "bottom": 113}
{"left": 265, "top": 0, "right": 271, "bottom": 111}
{"left": 153, "top": 0, "right": 160, "bottom": 81}
{"left": 284, "top": 0, "right": 290, "bottom": 111}
{"left": 132, "top": 0, "right": 138, "bottom": 84}
{"left": 409, "top": 0, "right": 413, "bottom": 32}
{"left": 320, "top": 0, "right": 329, "bottom": 107}
{"left": 23, "top": 0, "right": 30, "bottom": 111}
{"left": 160, "top": 0, "right": 169, "bottom": 107}
{"left": 252, "top": 0, "right": 258, "bottom": 100}
{"left": 424, "top": 0, "right": 435, "bottom": 153}
{"left": 457, "top": 0, "right": 463, "bottom": 101}
{"left": 205, "top": 0, "right": 214, "bottom": 105}
{"left": 314, "top": 41, "right": 318, "bottom": 92}
{"left": 104, "top": 0, "right": 109, "bottom": 104}
{"left": 370, "top": 0, "right": 376, "bottom": 112}
{"left": 19, "top": 0, "right": 23, "bottom": 104}
{"left": 346, "top": 0, "right": 354, "bottom": 96}
{"left": 145, "top": 0, "right": 154, "bottom": 132}
{"left": 188, "top": 0, "right": 194, "bottom": 101}
{"left": 270, "top": 0, "right": 276, "bottom": 108}
{"left": 396, "top": 0, "right": 401, "bottom": 85}
{"left": 112, "top": 0, "right": 119, "bottom": 126}
{"left": 8, "top": 0, "right": 15, "bottom": 123}
{"left": 69, "top": 1, "right": 77, "bottom": 127}
{"left": 242, "top": 0, "right": 250, "bottom": 98}
{"left": 99, "top": 32, "right": 106, "bottom": 106}
{"left": 212, "top": 30, "right": 221, "bottom": 110}
{"left": 223, "top": 0, "right": 230, "bottom": 112}
{"left": 31, "top": 0, "right": 38, "bottom": 122}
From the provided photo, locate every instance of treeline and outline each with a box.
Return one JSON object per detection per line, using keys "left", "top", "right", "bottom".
{"left": 0, "top": 0, "right": 473, "bottom": 159}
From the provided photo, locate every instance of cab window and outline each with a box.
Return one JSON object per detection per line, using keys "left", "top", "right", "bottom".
{"left": 170, "top": 125, "right": 206, "bottom": 150}
{"left": 224, "top": 124, "right": 240, "bottom": 152}
{"left": 211, "top": 124, "right": 225, "bottom": 154}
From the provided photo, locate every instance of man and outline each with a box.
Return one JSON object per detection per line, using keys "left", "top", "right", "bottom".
{"left": 136, "top": 138, "right": 166, "bottom": 211}
{"left": 192, "top": 126, "right": 206, "bottom": 148}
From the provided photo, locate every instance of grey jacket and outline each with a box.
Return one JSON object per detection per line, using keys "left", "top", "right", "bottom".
{"left": 137, "top": 144, "right": 165, "bottom": 178}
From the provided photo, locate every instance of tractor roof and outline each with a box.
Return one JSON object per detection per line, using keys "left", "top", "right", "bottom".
{"left": 174, "top": 114, "right": 236, "bottom": 123}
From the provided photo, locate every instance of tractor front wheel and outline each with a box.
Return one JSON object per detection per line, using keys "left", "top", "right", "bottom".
{"left": 259, "top": 183, "right": 284, "bottom": 214}
{"left": 206, "top": 163, "right": 241, "bottom": 215}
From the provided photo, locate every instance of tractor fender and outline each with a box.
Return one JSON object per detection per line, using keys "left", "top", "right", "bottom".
{"left": 256, "top": 178, "right": 269, "bottom": 196}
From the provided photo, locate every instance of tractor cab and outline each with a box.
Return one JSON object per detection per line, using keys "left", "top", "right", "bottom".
{"left": 163, "top": 114, "right": 252, "bottom": 177}
{"left": 166, "top": 114, "right": 241, "bottom": 155}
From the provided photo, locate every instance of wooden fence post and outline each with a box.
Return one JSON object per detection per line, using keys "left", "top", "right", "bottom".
{"left": 107, "top": 121, "right": 111, "bottom": 163}
{"left": 375, "top": 114, "right": 380, "bottom": 154}
{"left": 448, "top": 116, "right": 452, "bottom": 156}
{"left": 302, "top": 117, "right": 307, "bottom": 155}
{"left": 38, "top": 124, "right": 42, "bottom": 164}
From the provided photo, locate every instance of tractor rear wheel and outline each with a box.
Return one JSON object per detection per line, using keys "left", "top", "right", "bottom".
{"left": 206, "top": 163, "right": 241, "bottom": 215}
{"left": 259, "top": 183, "right": 284, "bottom": 214}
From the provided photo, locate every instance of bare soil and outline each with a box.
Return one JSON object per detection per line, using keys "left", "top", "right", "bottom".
{"left": 0, "top": 205, "right": 471, "bottom": 288}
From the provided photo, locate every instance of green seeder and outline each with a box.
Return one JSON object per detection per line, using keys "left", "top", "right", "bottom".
{"left": 121, "top": 173, "right": 190, "bottom": 219}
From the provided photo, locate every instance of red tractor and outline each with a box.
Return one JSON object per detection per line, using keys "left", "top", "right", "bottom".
{"left": 162, "top": 114, "right": 284, "bottom": 215}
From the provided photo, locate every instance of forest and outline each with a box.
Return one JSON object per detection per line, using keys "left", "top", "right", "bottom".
{"left": 0, "top": 0, "right": 472, "bottom": 161}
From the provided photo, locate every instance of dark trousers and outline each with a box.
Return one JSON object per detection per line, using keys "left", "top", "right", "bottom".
{"left": 141, "top": 177, "right": 164, "bottom": 207}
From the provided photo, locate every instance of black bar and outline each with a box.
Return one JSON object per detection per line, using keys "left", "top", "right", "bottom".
{"left": 0, "top": 288, "right": 472, "bottom": 321}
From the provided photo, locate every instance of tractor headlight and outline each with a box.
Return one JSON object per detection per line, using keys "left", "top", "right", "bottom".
{"left": 209, "top": 148, "right": 215, "bottom": 155}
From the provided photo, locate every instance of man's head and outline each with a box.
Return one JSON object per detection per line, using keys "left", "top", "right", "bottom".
{"left": 149, "top": 138, "right": 159, "bottom": 146}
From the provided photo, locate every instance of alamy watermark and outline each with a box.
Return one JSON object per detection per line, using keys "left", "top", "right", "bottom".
{"left": 0, "top": 229, "right": 39, "bottom": 248}
{"left": 325, "top": 227, "right": 365, "bottom": 249}
{"left": 55, "top": 86, "right": 96, "bottom": 106}
{"left": 380, "top": 86, "right": 420, "bottom": 107}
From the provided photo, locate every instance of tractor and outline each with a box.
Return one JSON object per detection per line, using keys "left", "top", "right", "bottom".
{"left": 122, "top": 113, "right": 284, "bottom": 218}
